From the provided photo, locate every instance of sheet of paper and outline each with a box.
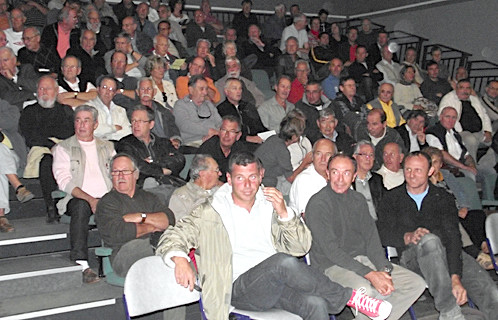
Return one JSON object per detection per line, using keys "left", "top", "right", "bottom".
{"left": 170, "top": 59, "right": 186, "bottom": 70}
{"left": 257, "top": 130, "right": 276, "bottom": 141}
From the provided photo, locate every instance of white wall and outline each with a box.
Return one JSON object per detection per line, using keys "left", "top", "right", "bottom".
{"left": 372, "top": 0, "right": 498, "bottom": 64}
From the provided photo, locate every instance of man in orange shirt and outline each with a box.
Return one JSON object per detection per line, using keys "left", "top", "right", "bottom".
{"left": 175, "top": 56, "right": 220, "bottom": 104}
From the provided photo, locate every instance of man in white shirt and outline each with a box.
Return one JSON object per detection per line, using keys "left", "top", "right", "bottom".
{"left": 87, "top": 75, "right": 131, "bottom": 141}
{"left": 280, "top": 13, "right": 309, "bottom": 57}
{"left": 289, "top": 138, "right": 336, "bottom": 215}
{"left": 376, "top": 45, "right": 401, "bottom": 85}
{"left": 438, "top": 79, "right": 492, "bottom": 161}
{"left": 4, "top": 8, "right": 25, "bottom": 55}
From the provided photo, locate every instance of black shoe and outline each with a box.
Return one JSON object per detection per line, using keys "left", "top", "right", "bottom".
{"left": 82, "top": 268, "right": 101, "bottom": 284}
{"left": 46, "top": 206, "right": 59, "bottom": 224}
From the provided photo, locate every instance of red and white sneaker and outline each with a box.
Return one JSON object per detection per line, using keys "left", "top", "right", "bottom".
{"left": 346, "top": 287, "right": 392, "bottom": 320}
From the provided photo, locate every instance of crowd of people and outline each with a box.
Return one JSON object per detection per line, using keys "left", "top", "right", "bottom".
{"left": 0, "top": 0, "right": 497, "bottom": 319}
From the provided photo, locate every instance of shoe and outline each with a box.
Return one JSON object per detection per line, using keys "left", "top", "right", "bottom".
{"left": 16, "top": 186, "right": 34, "bottom": 203}
{"left": 0, "top": 216, "right": 14, "bottom": 232}
{"left": 46, "top": 206, "right": 59, "bottom": 224}
{"left": 82, "top": 268, "right": 101, "bottom": 284}
{"left": 476, "top": 252, "right": 494, "bottom": 270}
{"left": 346, "top": 287, "right": 392, "bottom": 320}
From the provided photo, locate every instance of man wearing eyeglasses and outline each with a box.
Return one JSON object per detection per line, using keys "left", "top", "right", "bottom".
{"left": 52, "top": 105, "right": 116, "bottom": 284}
{"left": 87, "top": 75, "right": 131, "bottom": 141}
{"left": 198, "top": 115, "right": 245, "bottom": 182}
{"left": 173, "top": 74, "right": 222, "bottom": 149}
{"left": 96, "top": 153, "right": 175, "bottom": 278}
{"left": 117, "top": 105, "right": 185, "bottom": 205}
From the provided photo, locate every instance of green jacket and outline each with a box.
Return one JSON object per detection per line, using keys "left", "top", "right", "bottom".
{"left": 156, "top": 191, "right": 312, "bottom": 319}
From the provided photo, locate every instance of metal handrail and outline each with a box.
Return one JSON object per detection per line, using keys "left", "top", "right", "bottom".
{"left": 468, "top": 60, "right": 498, "bottom": 94}
{"left": 422, "top": 43, "right": 472, "bottom": 79}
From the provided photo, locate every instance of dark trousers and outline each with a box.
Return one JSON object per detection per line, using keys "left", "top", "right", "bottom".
{"left": 231, "top": 253, "right": 352, "bottom": 320}
{"left": 39, "top": 154, "right": 58, "bottom": 209}
{"left": 66, "top": 198, "right": 92, "bottom": 261}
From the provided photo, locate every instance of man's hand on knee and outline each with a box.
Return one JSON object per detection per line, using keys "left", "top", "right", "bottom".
{"left": 364, "top": 271, "right": 394, "bottom": 296}
{"left": 451, "top": 275, "right": 467, "bottom": 305}
{"left": 404, "top": 227, "right": 430, "bottom": 245}
{"left": 172, "top": 256, "right": 196, "bottom": 291}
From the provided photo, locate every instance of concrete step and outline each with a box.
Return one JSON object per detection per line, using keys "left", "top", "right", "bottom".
{"left": 8, "top": 178, "right": 46, "bottom": 220}
{"left": 0, "top": 217, "right": 101, "bottom": 259}
{"left": 0, "top": 276, "right": 124, "bottom": 320}
{"left": 0, "top": 253, "right": 82, "bottom": 300}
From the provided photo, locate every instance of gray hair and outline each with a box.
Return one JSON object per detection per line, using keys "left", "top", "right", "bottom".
{"left": 224, "top": 77, "right": 242, "bottom": 90}
{"left": 62, "top": 55, "right": 82, "bottom": 69}
{"left": 318, "top": 107, "right": 336, "bottom": 120}
{"left": 225, "top": 55, "right": 240, "bottom": 67}
{"left": 190, "top": 154, "right": 213, "bottom": 180}
{"left": 353, "top": 140, "right": 375, "bottom": 155}
{"left": 0, "top": 46, "right": 15, "bottom": 59}
{"left": 115, "top": 32, "right": 132, "bottom": 43}
{"left": 222, "top": 40, "right": 237, "bottom": 55}
{"left": 80, "top": 29, "right": 97, "bottom": 44}
{"left": 294, "top": 59, "right": 309, "bottom": 70}
{"left": 132, "top": 104, "right": 155, "bottom": 121}
{"left": 144, "top": 55, "right": 166, "bottom": 76}
{"left": 196, "top": 38, "right": 211, "bottom": 49}
{"left": 153, "top": 34, "right": 168, "bottom": 46}
{"left": 110, "top": 153, "right": 140, "bottom": 175}
{"left": 293, "top": 13, "right": 306, "bottom": 23}
{"left": 75, "top": 105, "right": 99, "bottom": 122}
{"left": 136, "top": 76, "right": 154, "bottom": 90}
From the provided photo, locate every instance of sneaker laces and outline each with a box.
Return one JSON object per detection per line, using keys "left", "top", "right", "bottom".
{"left": 351, "top": 287, "right": 380, "bottom": 317}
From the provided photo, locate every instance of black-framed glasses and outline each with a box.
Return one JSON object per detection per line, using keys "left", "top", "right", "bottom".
{"left": 131, "top": 119, "right": 151, "bottom": 124}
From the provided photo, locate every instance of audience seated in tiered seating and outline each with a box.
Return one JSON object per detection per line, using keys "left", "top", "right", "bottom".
{"left": 367, "top": 83, "right": 406, "bottom": 128}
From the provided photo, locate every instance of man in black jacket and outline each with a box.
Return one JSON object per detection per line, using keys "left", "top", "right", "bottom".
{"left": 117, "top": 106, "right": 185, "bottom": 205}
{"left": 377, "top": 152, "right": 498, "bottom": 319}
{"left": 395, "top": 110, "right": 428, "bottom": 152}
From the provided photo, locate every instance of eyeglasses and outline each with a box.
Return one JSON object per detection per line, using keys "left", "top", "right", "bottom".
{"left": 100, "top": 85, "right": 116, "bottom": 92}
{"left": 111, "top": 169, "right": 136, "bottom": 176}
{"left": 220, "top": 128, "right": 240, "bottom": 135}
{"left": 131, "top": 119, "right": 151, "bottom": 124}
{"left": 357, "top": 153, "right": 374, "bottom": 159}
{"left": 22, "top": 34, "right": 39, "bottom": 42}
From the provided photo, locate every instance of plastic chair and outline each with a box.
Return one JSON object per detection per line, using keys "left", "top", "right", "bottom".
{"left": 124, "top": 256, "right": 303, "bottom": 320}
{"left": 179, "top": 153, "right": 195, "bottom": 180}
{"left": 485, "top": 213, "right": 498, "bottom": 274}
{"left": 123, "top": 256, "right": 200, "bottom": 319}
{"left": 95, "top": 246, "right": 125, "bottom": 287}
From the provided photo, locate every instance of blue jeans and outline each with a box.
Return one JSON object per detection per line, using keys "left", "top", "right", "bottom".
{"left": 231, "top": 253, "right": 352, "bottom": 320}
{"left": 400, "top": 233, "right": 498, "bottom": 319}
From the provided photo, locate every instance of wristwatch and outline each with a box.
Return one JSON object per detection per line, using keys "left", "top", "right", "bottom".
{"left": 140, "top": 213, "right": 147, "bottom": 224}
{"left": 119, "top": 88, "right": 124, "bottom": 94}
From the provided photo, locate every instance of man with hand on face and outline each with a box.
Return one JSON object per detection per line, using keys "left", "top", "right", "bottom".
{"left": 306, "top": 154, "right": 426, "bottom": 320}
{"left": 396, "top": 110, "right": 428, "bottom": 152}
{"left": 156, "top": 151, "right": 393, "bottom": 320}
{"left": 377, "top": 152, "right": 498, "bottom": 320}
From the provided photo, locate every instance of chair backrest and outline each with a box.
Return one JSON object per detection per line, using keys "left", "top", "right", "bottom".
{"left": 179, "top": 153, "right": 196, "bottom": 180}
{"left": 124, "top": 256, "right": 200, "bottom": 317}
{"left": 486, "top": 213, "right": 498, "bottom": 253}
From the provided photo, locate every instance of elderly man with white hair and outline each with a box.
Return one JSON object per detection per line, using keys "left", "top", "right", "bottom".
{"left": 280, "top": 13, "right": 309, "bottom": 57}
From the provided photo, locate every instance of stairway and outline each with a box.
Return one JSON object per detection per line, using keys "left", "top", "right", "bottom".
{"left": 0, "top": 180, "right": 124, "bottom": 319}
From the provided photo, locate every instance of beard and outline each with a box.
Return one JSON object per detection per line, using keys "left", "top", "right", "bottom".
{"left": 87, "top": 22, "right": 101, "bottom": 33}
{"left": 38, "top": 97, "right": 56, "bottom": 109}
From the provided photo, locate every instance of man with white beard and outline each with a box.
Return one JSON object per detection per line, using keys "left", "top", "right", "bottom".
{"left": 19, "top": 76, "right": 75, "bottom": 223}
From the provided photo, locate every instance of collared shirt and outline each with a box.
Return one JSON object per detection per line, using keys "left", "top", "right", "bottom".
{"left": 406, "top": 125, "right": 420, "bottom": 152}
{"left": 372, "top": 99, "right": 406, "bottom": 128}
{"left": 88, "top": 97, "right": 132, "bottom": 141}
{"left": 355, "top": 171, "right": 377, "bottom": 220}
{"left": 257, "top": 96, "right": 295, "bottom": 133}
{"left": 212, "top": 183, "right": 294, "bottom": 281}
{"left": 426, "top": 128, "right": 465, "bottom": 160}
